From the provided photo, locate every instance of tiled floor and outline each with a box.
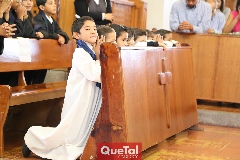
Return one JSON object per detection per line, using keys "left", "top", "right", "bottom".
{"left": 2, "top": 124, "right": 240, "bottom": 160}
{"left": 142, "top": 124, "right": 240, "bottom": 160}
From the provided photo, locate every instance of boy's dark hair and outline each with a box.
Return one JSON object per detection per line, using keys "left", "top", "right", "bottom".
{"left": 145, "top": 30, "right": 155, "bottom": 38}
{"left": 97, "top": 25, "right": 114, "bottom": 38}
{"left": 236, "top": 0, "right": 240, "bottom": 11}
{"left": 155, "top": 29, "right": 172, "bottom": 39}
{"left": 109, "top": 24, "right": 127, "bottom": 39}
{"left": 219, "top": 0, "right": 224, "bottom": 12}
{"left": 125, "top": 27, "right": 134, "bottom": 40}
{"left": 131, "top": 28, "right": 147, "bottom": 41}
{"left": 71, "top": 16, "right": 94, "bottom": 34}
{"left": 36, "top": 0, "right": 47, "bottom": 8}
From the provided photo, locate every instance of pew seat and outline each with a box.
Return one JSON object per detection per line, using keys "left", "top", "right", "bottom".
{"left": 0, "top": 38, "right": 75, "bottom": 157}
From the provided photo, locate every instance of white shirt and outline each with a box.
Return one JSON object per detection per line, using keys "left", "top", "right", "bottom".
{"left": 45, "top": 14, "right": 53, "bottom": 24}
{"left": 24, "top": 44, "right": 102, "bottom": 160}
{"left": 94, "top": 0, "right": 99, "bottom": 5}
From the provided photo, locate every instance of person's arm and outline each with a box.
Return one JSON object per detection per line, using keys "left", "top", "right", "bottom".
{"left": 191, "top": 4, "right": 212, "bottom": 33}
{"left": 223, "top": 13, "right": 240, "bottom": 33}
{"left": 74, "top": 0, "right": 102, "bottom": 20}
{"left": 54, "top": 20, "right": 69, "bottom": 44}
{"left": 33, "top": 14, "right": 60, "bottom": 40}
{"left": 170, "top": 3, "right": 180, "bottom": 32}
{"left": 22, "top": 18, "right": 37, "bottom": 38}
{"left": 73, "top": 49, "right": 101, "bottom": 83}
{"left": 106, "top": 0, "right": 112, "bottom": 13}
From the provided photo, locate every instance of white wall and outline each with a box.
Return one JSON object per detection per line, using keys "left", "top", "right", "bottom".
{"left": 146, "top": 0, "right": 178, "bottom": 30}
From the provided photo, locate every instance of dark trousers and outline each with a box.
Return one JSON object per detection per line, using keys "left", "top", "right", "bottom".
{"left": 24, "top": 69, "right": 47, "bottom": 85}
{"left": 0, "top": 72, "right": 18, "bottom": 86}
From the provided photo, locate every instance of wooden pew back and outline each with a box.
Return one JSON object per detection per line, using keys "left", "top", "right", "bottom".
{"left": 0, "top": 38, "right": 76, "bottom": 72}
{"left": 173, "top": 33, "right": 240, "bottom": 103}
{"left": 82, "top": 43, "right": 198, "bottom": 159}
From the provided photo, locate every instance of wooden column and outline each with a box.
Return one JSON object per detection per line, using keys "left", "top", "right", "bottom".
{"left": 111, "top": 0, "right": 135, "bottom": 27}
{"left": 129, "top": 0, "right": 148, "bottom": 29}
{"left": 58, "top": 0, "right": 75, "bottom": 38}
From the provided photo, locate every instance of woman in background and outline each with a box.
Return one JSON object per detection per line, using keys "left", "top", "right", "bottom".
{"left": 74, "top": 0, "right": 113, "bottom": 26}
{"left": 223, "top": 0, "right": 240, "bottom": 33}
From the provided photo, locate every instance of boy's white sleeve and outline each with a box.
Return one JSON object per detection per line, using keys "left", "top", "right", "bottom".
{"left": 73, "top": 49, "right": 101, "bottom": 83}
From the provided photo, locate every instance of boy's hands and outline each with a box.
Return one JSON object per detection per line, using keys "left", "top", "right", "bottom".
{"left": 154, "top": 34, "right": 164, "bottom": 43}
{"left": 36, "top": 32, "right": 44, "bottom": 38}
{"left": 0, "top": 0, "right": 12, "bottom": 18}
{"left": 15, "top": 5, "right": 27, "bottom": 21}
{"left": 57, "top": 34, "right": 65, "bottom": 45}
{"left": 1, "top": 22, "right": 16, "bottom": 37}
{"left": 104, "top": 13, "right": 114, "bottom": 22}
{"left": 93, "top": 35, "right": 105, "bottom": 60}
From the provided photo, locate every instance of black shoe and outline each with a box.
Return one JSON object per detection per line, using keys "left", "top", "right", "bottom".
{"left": 22, "top": 142, "right": 31, "bottom": 158}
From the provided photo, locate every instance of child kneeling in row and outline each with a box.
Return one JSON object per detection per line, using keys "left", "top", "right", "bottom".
{"left": 22, "top": 16, "right": 102, "bottom": 160}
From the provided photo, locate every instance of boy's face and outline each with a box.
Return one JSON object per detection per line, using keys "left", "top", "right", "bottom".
{"left": 186, "top": 0, "right": 197, "bottom": 8}
{"left": 135, "top": 35, "right": 147, "bottom": 44}
{"left": 40, "top": 0, "right": 56, "bottom": 16}
{"left": 164, "top": 33, "right": 172, "bottom": 41}
{"left": 75, "top": 20, "right": 97, "bottom": 44}
{"left": 207, "top": 0, "right": 216, "bottom": 12}
{"left": 105, "top": 31, "right": 116, "bottom": 44}
{"left": 22, "top": 0, "right": 33, "bottom": 11}
{"left": 12, "top": 0, "right": 22, "bottom": 10}
{"left": 117, "top": 32, "right": 128, "bottom": 47}
{"left": 127, "top": 36, "right": 135, "bottom": 46}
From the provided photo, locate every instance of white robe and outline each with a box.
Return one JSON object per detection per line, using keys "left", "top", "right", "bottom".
{"left": 24, "top": 44, "right": 102, "bottom": 160}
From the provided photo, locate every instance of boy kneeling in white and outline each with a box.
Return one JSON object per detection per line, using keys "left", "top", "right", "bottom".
{"left": 22, "top": 16, "right": 103, "bottom": 160}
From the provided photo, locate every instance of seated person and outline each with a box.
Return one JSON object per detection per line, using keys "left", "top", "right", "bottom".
{"left": 170, "top": 0, "right": 212, "bottom": 33}
{"left": 125, "top": 26, "right": 134, "bottom": 46}
{"left": 21, "top": 0, "right": 46, "bottom": 85}
{"left": 34, "top": 0, "right": 69, "bottom": 45}
{"left": 9, "top": 0, "right": 43, "bottom": 38}
{"left": 145, "top": 29, "right": 155, "bottom": 41}
{"left": 97, "top": 25, "right": 116, "bottom": 43}
{"left": 109, "top": 24, "right": 128, "bottom": 47}
{"left": 206, "top": 0, "right": 226, "bottom": 34}
{"left": 131, "top": 27, "right": 148, "bottom": 46}
{"left": 217, "top": 0, "right": 231, "bottom": 20}
{"left": 132, "top": 27, "right": 166, "bottom": 49}
{"left": 223, "top": 0, "right": 240, "bottom": 33}
{"left": 155, "top": 29, "right": 181, "bottom": 47}
{"left": 0, "top": 0, "right": 16, "bottom": 54}
{"left": 22, "top": 0, "right": 44, "bottom": 38}
{"left": 0, "top": 0, "right": 19, "bottom": 87}
{"left": 152, "top": 27, "right": 157, "bottom": 33}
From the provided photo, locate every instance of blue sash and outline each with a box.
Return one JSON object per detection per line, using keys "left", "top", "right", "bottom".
{"left": 76, "top": 40, "right": 101, "bottom": 89}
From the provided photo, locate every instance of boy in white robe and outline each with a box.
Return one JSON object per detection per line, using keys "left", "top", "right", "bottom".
{"left": 22, "top": 16, "right": 102, "bottom": 160}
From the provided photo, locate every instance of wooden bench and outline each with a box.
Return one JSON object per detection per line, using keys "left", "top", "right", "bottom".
{"left": 0, "top": 38, "right": 76, "bottom": 157}
{"left": 82, "top": 43, "right": 198, "bottom": 159}
{"left": 173, "top": 33, "right": 240, "bottom": 103}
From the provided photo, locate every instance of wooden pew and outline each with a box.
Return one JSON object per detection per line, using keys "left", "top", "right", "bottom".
{"left": 82, "top": 43, "right": 198, "bottom": 159}
{"left": 173, "top": 33, "right": 240, "bottom": 103}
{"left": 0, "top": 38, "right": 76, "bottom": 157}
